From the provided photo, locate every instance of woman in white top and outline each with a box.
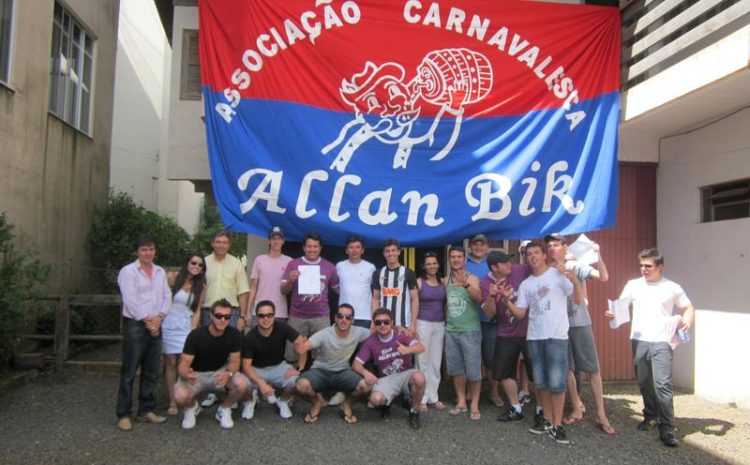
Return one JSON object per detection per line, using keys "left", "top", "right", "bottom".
{"left": 162, "top": 253, "right": 206, "bottom": 415}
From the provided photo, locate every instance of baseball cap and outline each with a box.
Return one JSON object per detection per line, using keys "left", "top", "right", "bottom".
{"left": 543, "top": 233, "right": 567, "bottom": 244}
{"left": 268, "top": 226, "right": 284, "bottom": 238}
{"left": 518, "top": 240, "right": 532, "bottom": 255}
{"left": 470, "top": 233, "right": 488, "bottom": 243}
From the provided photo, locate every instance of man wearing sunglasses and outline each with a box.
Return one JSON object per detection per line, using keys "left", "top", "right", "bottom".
{"left": 174, "top": 299, "right": 244, "bottom": 429}
{"left": 294, "top": 304, "right": 371, "bottom": 424}
{"left": 353, "top": 308, "right": 426, "bottom": 429}
{"left": 237, "top": 300, "right": 304, "bottom": 421}
{"left": 607, "top": 248, "right": 694, "bottom": 448}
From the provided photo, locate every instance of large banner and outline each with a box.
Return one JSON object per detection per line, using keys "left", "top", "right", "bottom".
{"left": 199, "top": 0, "right": 620, "bottom": 246}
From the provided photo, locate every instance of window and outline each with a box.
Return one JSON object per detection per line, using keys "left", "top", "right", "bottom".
{"left": 701, "top": 179, "right": 750, "bottom": 223}
{"left": 0, "top": 0, "right": 13, "bottom": 85}
{"left": 180, "top": 29, "right": 201, "bottom": 100}
{"left": 48, "top": 2, "right": 94, "bottom": 133}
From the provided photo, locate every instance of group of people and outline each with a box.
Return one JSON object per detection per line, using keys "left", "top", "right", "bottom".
{"left": 115, "top": 228, "right": 693, "bottom": 448}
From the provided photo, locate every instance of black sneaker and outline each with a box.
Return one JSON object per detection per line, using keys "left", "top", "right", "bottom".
{"left": 408, "top": 410, "right": 421, "bottom": 430}
{"left": 379, "top": 404, "right": 391, "bottom": 419}
{"left": 529, "top": 413, "right": 551, "bottom": 434}
{"left": 549, "top": 425, "right": 570, "bottom": 444}
{"left": 660, "top": 430, "right": 679, "bottom": 447}
{"left": 401, "top": 395, "right": 413, "bottom": 410}
{"left": 497, "top": 408, "right": 524, "bottom": 422}
{"left": 637, "top": 418, "right": 659, "bottom": 431}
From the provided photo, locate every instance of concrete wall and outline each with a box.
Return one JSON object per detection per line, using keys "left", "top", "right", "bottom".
{"left": 657, "top": 107, "right": 750, "bottom": 409}
{"left": 0, "top": 0, "right": 119, "bottom": 289}
{"left": 111, "top": 0, "right": 202, "bottom": 232}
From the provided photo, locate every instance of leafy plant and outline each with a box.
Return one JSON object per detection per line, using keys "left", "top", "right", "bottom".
{"left": 0, "top": 213, "right": 50, "bottom": 364}
{"left": 88, "top": 191, "right": 191, "bottom": 290}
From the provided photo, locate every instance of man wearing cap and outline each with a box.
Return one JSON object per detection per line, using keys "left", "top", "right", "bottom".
{"left": 247, "top": 227, "right": 292, "bottom": 324}
{"left": 465, "top": 234, "right": 503, "bottom": 407}
{"left": 544, "top": 233, "right": 615, "bottom": 435}
{"left": 481, "top": 251, "right": 534, "bottom": 423}
{"left": 336, "top": 235, "right": 376, "bottom": 328}
{"left": 281, "top": 232, "right": 339, "bottom": 370}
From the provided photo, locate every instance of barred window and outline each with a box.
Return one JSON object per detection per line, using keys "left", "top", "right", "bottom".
{"left": 180, "top": 29, "right": 201, "bottom": 100}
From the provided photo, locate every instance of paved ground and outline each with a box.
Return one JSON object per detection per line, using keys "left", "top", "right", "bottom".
{"left": 0, "top": 362, "right": 748, "bottom": 465}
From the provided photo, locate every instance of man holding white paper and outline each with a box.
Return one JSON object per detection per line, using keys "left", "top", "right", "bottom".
{"left": 281, "top": 232, "right": 339, "bottom": 369}
{"left": 607, "top": 248, "right": 694, "bottom": 448}
{"left": 544, "top": 233, "right": 615, "bottom": 435}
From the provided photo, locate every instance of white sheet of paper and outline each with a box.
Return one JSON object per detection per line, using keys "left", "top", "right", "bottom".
{"left": 568, "top": 234, "right": 599, "bottom": 266}
{"left": 608, "top": 298, "right": 631, "bottom": 329}
{"left": 298, "top": 265, "right": 321, "bottom": 294}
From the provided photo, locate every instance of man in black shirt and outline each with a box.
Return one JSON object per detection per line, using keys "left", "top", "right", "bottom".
{"left": 237, "top": 300, "right": 304, "bottom": 420}
{"left": 174, "top": 299, "right": 243, "bottom": 429}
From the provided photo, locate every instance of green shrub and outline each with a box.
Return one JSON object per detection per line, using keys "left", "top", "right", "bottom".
{"left": 88, "top": 191, "right": 191, "bottom": 290}
{"left": 0, "top": 213, "right": 50, "bottom": 364}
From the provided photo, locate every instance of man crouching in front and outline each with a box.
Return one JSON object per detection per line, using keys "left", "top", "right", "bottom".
{"left": 174, "top": 299, "right": 244, "bottom": 429}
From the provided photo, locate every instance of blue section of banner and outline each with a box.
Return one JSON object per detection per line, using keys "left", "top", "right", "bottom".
{"left": 204, "top": 90, "right": 619, "bottom": 246}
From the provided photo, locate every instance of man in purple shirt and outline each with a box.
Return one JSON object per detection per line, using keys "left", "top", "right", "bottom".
{"left": 115, "top": 235, "right": 172, "bottom": 431}
{"left": 353, "top": 308, "right": 426, "bottom": 429}
{"left": 281, "top": 232, "right": 339, "bottom": 369}
{"left": 480, "top": 251, "right": 533, "bottom": 423}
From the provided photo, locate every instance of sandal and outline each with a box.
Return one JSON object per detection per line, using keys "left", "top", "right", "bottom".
{"left": 167, "top": 404, "right": 178, "bottom": 416}
{"left": 595, "top": 420, "right": 617, "bottom": 436}
{"left": 562, "top": 415, "right": 584, "bottom": 425}
{"left": 304, "top": 412, "right": 320, "bottom": 424}
{"left": 470, "top": 410, "right": 481, "bottom": 421}
{"left": 342, "top": 413, "right": 358, "bottom": 424}
{"left": 432, "top": 401, "right": 446, "bottom": 410}
{"left": 449, "top": 406, "right": 468, "bottom": 416}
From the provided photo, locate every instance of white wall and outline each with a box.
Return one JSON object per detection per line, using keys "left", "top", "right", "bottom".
{"left": 657, "top": 107, "right": 750, "bottom": 409}
{"left": 111, "top": 0, "right": 202, "bottom": 232}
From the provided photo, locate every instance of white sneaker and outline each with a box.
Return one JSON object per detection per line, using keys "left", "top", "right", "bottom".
{"left": 201, "top": 393, "right": 218, "bottom": 407}
{"left": 241, "top": 391, "right": 257, "bottom": 421}
{"left": 266, "top": 394, "right": 279, "bottom": 405}
{"left": 277, "top": 399, "right": 293, "bottom": 419}
{"left": 328, "top": 392, "right": 345, "bottom": 407}
{"left": 215, "top": 406, "right": 234, "bottom": 429}
{"left": 182, "top": 403, "right": 201, "bottom": 430}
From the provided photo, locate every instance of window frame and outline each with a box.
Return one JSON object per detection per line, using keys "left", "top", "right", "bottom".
{"left": 180, "top": 29, "right": 201, "bottom": 100}
{"left": 48, "top": 1, "right": 95, "bottom": 134}
{"left": 0, "top": 0, "right": 14, "bottom": 86}
{"left": 700, "top": 178, "right": 750, "bottom": 223}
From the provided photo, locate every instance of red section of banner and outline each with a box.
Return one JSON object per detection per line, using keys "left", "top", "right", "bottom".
{"left": 200, "top": 0, "right": 620, "bottom": 116}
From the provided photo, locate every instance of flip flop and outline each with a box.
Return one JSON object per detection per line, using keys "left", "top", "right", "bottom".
{"left": 342, "top": 413, "right": 358, "bottom": 424}
{"left": 304, "top": 412, "right": 320, "bottom": 424}
{"left": 470, "top": 410, "right": 481, "bottom": 421}
{"left": 431, "top": 401, "right": 446, "bottom": 410}
{"left": 595, "top": 420, "right": 618, "bottom": 436}
{"left": 562, "top": 415, "right": 584, "bottom": 425}
{"left": 449, "top": 406, "right": 468, "bottom": 416}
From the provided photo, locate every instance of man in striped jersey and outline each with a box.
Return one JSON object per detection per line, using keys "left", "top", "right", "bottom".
{"left": 371, "top": 239, "right": 419, "bottom": 336}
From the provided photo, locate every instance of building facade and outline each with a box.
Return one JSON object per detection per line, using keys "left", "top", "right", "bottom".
{"left": 0, "top": 0, "right": 120, "bottom": 288}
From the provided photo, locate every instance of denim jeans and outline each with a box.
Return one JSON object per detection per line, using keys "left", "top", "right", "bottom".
{"left": 527, "top": 338, "right": 569, "bottom": 392}
{"left": 631, "top": 339, "right": 675, "bottom": 431}
{"left": 116, "top": 319, "right": 162, "bottom": 418}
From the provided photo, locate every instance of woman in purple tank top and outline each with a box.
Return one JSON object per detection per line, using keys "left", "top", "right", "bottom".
{"left": 416, "top": 252, "right": 447, "bottom": 411}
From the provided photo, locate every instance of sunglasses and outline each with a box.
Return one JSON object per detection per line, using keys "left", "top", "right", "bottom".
{"left": 257, "top": 312, "right": 274, "bottom": 319}
{"left": 335, "top": 313, "right": 354, "bottom": 321}
{"left": 373, "top": 319, "right": 392, "bottom": 326}
{"left": 189, "top": 260, "right": 204, "bottom": 268}
{"left": 424, "top": 252, "right": 437, "bottom": 258}
{"left": 213, "top": 313, "right": 232, "bottom": 320}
